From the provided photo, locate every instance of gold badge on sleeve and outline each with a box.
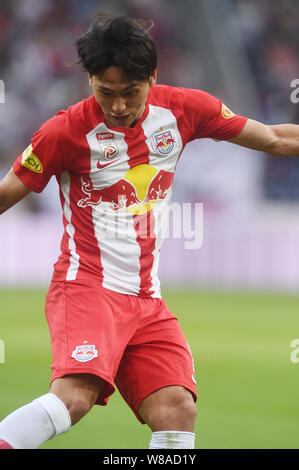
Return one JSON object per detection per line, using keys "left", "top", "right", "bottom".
{"left": 221, "top": 103, "right": 235, "bottom": 119}
{"left": 21, "top": 144, "right": 43, "bottom": 173}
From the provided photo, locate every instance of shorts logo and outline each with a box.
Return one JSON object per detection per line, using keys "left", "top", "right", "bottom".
{"left": 71, "top": 344, "right": 98, "bottom": 362}
{"left": 154, "top": 130, "right": 175, "bottom": 155}
{"left": 221, "top": 103, "right": 235, "bottom": 119}
{"left": 21, "top": 144, "right": 43, "bottom": 173}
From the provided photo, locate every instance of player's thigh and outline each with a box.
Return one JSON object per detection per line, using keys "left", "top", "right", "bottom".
{"left": 50, "top": 373, "right": 105, "bottom": 406}
{"left": 50, "top": 373, "right": 105, "bottom": 422}
{"left": 45, "top": 280, "right": 140, "bottom": 409}
{"left": 115, "top": 305, "right": 197, "bottom": 423}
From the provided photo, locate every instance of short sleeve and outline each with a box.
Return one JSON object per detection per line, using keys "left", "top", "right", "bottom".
{"left": 181, "top": 88, "right": 248, "bottom": 142}
{"left": 13, "top": 112, "right": 67, "bottom": 193}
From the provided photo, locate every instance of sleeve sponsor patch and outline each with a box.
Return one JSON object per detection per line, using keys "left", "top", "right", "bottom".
{"left": 21, "top": 144, "right": 43, "bottom": 173}
{"left": 221, "top": 103, "right": 235, "bottom": 119}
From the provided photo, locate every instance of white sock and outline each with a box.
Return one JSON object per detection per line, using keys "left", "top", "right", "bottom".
{"left": 0, "top": 393, "right": 71, "bottom": 449}
{"left": 149, "top": 431, "right": 195, "bottom": 449}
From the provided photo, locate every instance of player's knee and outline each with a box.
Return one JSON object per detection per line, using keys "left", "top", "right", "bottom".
{"left": 63, "top": 391, "right": 94, "bottom": 425}
{"left": 163, "top": 391, "right": 197, "bottom": 429}
{"left": 151, "top": 393, "right": 196, "bottom": 431}
{"left": 139, "top": 387, "right": 197, "bottom": 431}
{"left": 50, "top": 374, "right": 103, "bottom": 426}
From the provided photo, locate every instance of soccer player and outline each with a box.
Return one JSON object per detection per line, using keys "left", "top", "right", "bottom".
{"left": 0, "top": 14, "right": 299, "bottom": 450}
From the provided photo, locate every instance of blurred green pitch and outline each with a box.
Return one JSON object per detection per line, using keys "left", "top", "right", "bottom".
{"left": 0, "top": 288, "right": 298, "bottom": 449}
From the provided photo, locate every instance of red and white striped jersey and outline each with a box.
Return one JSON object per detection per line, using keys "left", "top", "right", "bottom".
{"left": 13, "top": 85, "right": 247, "bottom": 298}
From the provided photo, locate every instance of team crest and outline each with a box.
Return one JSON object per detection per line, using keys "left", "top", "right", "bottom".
{"left": 96, "top": 132, "right": 119, "bottom": 161}
{"left": 71, "top": 344, "right": 98, "bottom": 362}
{"left": 154, "top": 130, "right": 175, "bottom": 155}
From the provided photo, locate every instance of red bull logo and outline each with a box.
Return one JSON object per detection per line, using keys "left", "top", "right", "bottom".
{"left": 77, "top": 164, "right": 174, "bottom": 215}
{"left": 154, "top": 130, "right": 175, "bottom": 155}
{"left": 71, "top": 344, "right": 98, "bottom": 362}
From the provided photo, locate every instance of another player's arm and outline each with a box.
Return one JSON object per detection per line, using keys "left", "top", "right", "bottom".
{"left": 228, "top": 118, "right": 299, "bottom": 157}
{"left": 0, "top": 168, "right": 31, "bottom": 215}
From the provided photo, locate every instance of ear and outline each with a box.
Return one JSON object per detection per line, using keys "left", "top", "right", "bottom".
{"left": 89, "top": 75, "right": 93, "bottom": 87}
{"left": 149, "top": 69, "right": 157, "bottom": 88}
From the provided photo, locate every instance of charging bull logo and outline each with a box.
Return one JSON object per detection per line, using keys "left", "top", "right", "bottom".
{"left": 77, "top": 164, "right": 174, "bottom": 215}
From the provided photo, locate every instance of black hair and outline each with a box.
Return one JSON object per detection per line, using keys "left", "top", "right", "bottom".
{"left": 75, "top": 14, "right": 157, "bottom": 81}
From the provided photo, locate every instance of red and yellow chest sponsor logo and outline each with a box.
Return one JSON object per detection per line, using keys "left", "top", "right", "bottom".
{"left": 21, "top": 144, "right": 43, "bottom": 173}
{"left": 77, "top": 164, "right": 174, "bottom": 215}
{"left": 221, "top": 103, "right": 235, "bottom": 119}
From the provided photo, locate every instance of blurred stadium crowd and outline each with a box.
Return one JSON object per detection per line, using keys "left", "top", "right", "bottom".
{"left": 233, "top": 0, "right": 299, "bottom": 200}
{"left": 0, "top": 0, "right": 298, "bottom": 211}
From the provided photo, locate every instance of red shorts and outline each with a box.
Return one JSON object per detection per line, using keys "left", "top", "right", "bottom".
{"left": 45, "top": 280, "right": 197, "bottom": 423}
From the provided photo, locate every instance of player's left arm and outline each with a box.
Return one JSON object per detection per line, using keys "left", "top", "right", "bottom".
{"left": 228, "top": 118, "right": 299, "bottom": 157}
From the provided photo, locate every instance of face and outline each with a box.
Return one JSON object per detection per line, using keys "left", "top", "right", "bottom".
{"left": 90, "top": 66, "right": 157, "bottom": 128}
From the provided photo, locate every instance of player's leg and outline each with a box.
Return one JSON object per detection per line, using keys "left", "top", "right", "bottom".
{"left": 138, "top": 385, "right": 196, "bottom": 431}
{"left": 0, "top": 280, "right": 138, "bottom": 449}
{"left": 0, "top": 372, "right": 104, "bottom": 449}
{"left": 115, "top": 297, "right": 198, "bottom": 449}
{"left": 49, "top": 373, "right": 104, "bottom": 425}
{"left": 138, "top": 385, "right": 197, "bottom": 449}
{"left": 0, "top": 392, "right": 70, "bottom": 449}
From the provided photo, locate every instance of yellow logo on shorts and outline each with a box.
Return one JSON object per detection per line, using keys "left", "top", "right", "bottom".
{"left": 221, "top": 103, "right": 235, "bottom": 119}
{"left": 21, "top": 144, "right": 43, "bottom": 173}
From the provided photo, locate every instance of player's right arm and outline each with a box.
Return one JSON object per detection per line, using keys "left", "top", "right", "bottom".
{"left": 0, "top": 112, "right": 69, "bottom": 215}
{"left": 0, "top": 168, "right": 31, "bottom": 215}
